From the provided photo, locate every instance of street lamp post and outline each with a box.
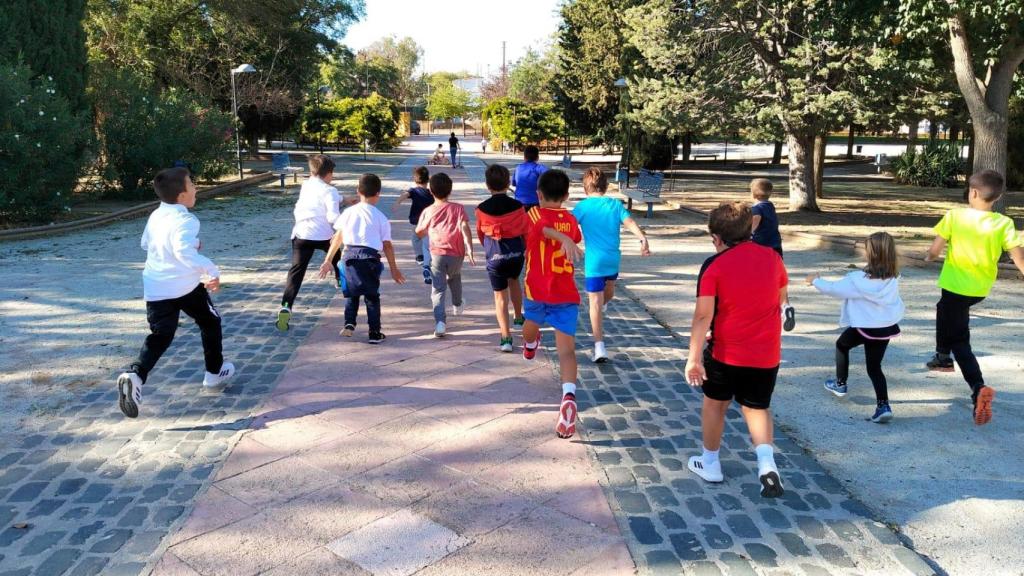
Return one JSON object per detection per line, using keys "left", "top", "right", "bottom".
{"left": 315, "top": 85, "right": 329, "bottom": 154}
{"left": 614, "top": 77, "right": 631, "bottom": 188}
{"left": 231, "top": 63, "right": 257, "bottom": 180}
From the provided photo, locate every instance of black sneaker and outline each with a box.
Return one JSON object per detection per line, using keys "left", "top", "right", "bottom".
{"left": 926, "top": 353, "right": 954, "bottom": 372}
{"left": 782, "top": 304, "right": 796, "bottom": 332}
{"left": 368, "top": 331, "right": 386, "bottom": 344}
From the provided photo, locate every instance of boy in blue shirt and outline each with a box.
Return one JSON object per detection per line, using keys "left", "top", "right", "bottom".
{"left": 512, "top": 145, "right": 548, "bottom": 210}
{"left": 750, "top": 178, "right": 795, "bottom": 331}
{"left": 573, "top": 167, "right": 650, "bottom": 362}
{"left": 394, "top": 166, "right": 434, "bottom": 284}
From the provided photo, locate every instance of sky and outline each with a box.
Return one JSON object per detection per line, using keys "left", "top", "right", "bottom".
{"left": 342, "top": 0, "right": 563, "bottom": 75}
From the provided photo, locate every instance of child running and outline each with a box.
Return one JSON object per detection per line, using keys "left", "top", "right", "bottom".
{"left": 924, "top": 169, "right": 1024, "bottom": 425}
{"left": 415, "top": 172, "right": 475, "bottom": 337}
{"left": 521, "top": 169, "right": 585, "bottom": 439}
{"left": 116, "top": 167, "right": 235, "bottom": 418}
{"left": 512, "top": 145, "right": 548, "bottom": 211}
{"left": 573, "top": 167, "right": 650, "bottom": 362}
{"left": 750, "top": 178, "right": 796, "bottom": 331}
{"left": 277, "top": 154, "right": 348, "bottom": 332}
{"left": 808, "top": 232, "right": 905, "bottom": 423}
{"left": 476, "top": 163, "right": 529, "bottom": 351}
{"left": 318, "top": 173, "right": 406, "bottom": 343}
{"left": 686, "top": 201, "right": 787, "bottom": 497}
{"left": 393, "top": 166, "right": 434, "bottom": 285}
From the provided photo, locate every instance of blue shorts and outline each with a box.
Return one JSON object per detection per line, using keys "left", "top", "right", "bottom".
{"left": 585, "top": 274, "right": 619, "bottom": 293}
{"left": 524, "top": 299, "right": 579, "bottom": 337}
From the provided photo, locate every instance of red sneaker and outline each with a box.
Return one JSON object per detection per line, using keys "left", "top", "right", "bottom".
{"left": 974, "top": 386, "right": 995, "bottom": 425}
{"left": 523, "top": 339, "right": 539, "bottom": 360}
{"left": 555, "top": 394, "right": 577, "bottom": 438}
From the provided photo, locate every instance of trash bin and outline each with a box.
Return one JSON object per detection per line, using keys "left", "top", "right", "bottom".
{"left": 615, "top": 164, "right": 628, "bottom": 183}
{"left": 855, "top": 145, "right": 863, "bottom": 153}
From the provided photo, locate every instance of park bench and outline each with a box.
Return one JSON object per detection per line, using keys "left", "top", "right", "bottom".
{"left": 272, "top": 152, "right": 304, "bottom": 187}
{"left": 624, "top": 168, "right": 665, "bottom": 219}
{"left": 692, "top": 153, "right": 718, "bottom": 161}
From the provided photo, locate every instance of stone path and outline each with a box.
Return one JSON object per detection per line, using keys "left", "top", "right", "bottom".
{"left": 152, "top": 151, "right": 634, "bottom": 575}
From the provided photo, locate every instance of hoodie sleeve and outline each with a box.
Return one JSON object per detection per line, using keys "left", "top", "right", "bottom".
{"left": 812, "top": 273, "right": 863, "bottom": 300}
{"left": 475, "top": 208, "right": 486, "bottom": 244}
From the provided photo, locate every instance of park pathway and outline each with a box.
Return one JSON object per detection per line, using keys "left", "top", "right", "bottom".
{"left": 151, "top": 151, "right": 635, "bottom": 575}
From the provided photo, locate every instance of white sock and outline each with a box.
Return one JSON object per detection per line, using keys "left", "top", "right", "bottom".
{"left": 702, "top": 446, "right": 719, "bottom": 466}
{"left": 562, "top": 382, "right": 577, "bottom": 397}
{"left": 525, "top": 339, "right": 539, "bottom": 350}
{"left": 594, "top": 341, "right": 606, "bottom": 353}
{"left": 755, "top": 444, "right": 777, "bottom": 474}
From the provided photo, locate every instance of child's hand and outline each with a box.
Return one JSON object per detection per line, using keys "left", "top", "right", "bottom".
{"left": 685, "top": 359, "right": 706, "bottom": 387}
{"left": 392, "top": 269, "right": 406, "bottom": 284}
{"left": 640, "top": 238, "right": 651, "bottom": 257}
{"left": 206, "top": 277, "right": 221, "bottom": 292}
{"left": 804, "top": 272, "right": 820, "bottom": 285}
{"left": 924, "top": 251, "right": 935, "bottom": 262}
{"left": 561, "top": 240, "right": 584, "bottom": 262}
{"left": 467, "top": 252, "right": 476, "bottom": 267}
{"left": 318, "top": 261, "right": 335, "bottom": 280}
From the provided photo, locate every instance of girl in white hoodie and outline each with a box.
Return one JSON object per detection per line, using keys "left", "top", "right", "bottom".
{"left": 807, "top": 232, "right": 905, "bottom": 423}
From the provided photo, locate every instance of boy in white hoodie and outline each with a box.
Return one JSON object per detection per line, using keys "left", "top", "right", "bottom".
{"left": 808, "top": 232, "right": 904, "bottom": 423}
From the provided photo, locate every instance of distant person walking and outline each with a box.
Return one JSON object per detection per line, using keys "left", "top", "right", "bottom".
{"left": 449, "top": 132, "right": 460, "bottom": 167}
{"left": 512, "top": 145, "right": 548, "bottom": 211}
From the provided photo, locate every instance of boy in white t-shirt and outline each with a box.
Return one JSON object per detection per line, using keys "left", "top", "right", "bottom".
{"left": 319, "top": 173, "right": 406, "bottom": 343}
{"left": 277, "top": 154, "right": 355, "bottom": 332}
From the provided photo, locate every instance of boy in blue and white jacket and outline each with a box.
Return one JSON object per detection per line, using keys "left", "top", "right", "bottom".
{"left": 807, "top": 232, "right": 904, "bottom": 423}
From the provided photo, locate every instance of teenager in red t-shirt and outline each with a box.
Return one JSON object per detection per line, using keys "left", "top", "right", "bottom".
{"left": 686, "top": 201, "right": 788, "bottom": 498}
{"left": 521, "top": 170, "right": 584, "bottom": 439}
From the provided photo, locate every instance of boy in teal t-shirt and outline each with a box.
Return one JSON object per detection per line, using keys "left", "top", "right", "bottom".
{"left": 925, "top": 170, "right": 1024, "bottom": 425}
{"left": 572, "top": 167, "right": 650, "bottom": 362}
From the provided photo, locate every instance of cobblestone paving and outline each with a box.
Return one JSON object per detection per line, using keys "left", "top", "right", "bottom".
{"left": 554, "top": 298, "right": 938, "bottom": 576}
{"left": 0, "top": 157, "right": 401, "bottom": 576}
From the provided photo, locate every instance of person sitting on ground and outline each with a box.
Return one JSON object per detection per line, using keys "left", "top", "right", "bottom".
{"left": 686, "top": 201, "right": 788, "bottom": 498}
{"left": 429, "top": 144, "right": 448, "bottom": 166}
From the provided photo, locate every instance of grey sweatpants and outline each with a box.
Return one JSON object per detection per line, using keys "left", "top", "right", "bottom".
{"left": 431, "top": 254, "right": 464, "bottom": 323}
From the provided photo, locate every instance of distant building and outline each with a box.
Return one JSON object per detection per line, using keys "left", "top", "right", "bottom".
{"left": 453, "top": 77, "right": 483, "bottom": 99}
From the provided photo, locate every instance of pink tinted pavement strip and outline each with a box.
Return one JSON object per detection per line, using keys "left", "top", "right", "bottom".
{"left": 154, "top": 158, "right": 635, "bottom": 575}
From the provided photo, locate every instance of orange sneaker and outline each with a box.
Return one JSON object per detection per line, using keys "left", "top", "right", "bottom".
{"left": 974, "top": 386, "right": 995, "bottom": 425}
{"left": 555, "top": 394, "right": 577, "bottom": 438}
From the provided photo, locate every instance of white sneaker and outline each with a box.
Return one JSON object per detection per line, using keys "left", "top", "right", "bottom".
{"left": 687, "top": 455, "right": 724, "bottom": 483}
{"left": 434, "top": 321, "right": 447, "bottom": 337}
{"left": 202, "top": 362, "right": 235, "bottom": 390}
{"left": 602, "top": 302, "right": 609, "bottom": 314}
{"left": 593, "top": 341, "right": 609, "bottom": 363}
{"left": 451, "top": 303, "right": 464, "bottom": 316}
{"left": 758, "top": 459, "right": 784, "bottom": 498}
{"left": 117, "top": 372, "right": 143, "bottom": 418}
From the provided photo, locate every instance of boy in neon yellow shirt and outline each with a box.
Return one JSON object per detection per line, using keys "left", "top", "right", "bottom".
{"left": 925, "top": 170, "right": 1024, "bottom": 425}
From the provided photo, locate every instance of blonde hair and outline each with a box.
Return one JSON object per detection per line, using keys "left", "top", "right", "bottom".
{"left": 864, "top": 232, "right": 899, "bottom": 279}
{"left": 750, "top": 178, "right": 773, "bottom": 200}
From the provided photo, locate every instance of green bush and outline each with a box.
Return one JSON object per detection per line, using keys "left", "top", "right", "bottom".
{"left": 302, "top": 93, "right": 401, "bottom": 150}
{"left": 91, "top": 67, "right": 233, "bottom": 198}
{"left": 890, "top": 140, "right": 964, "bottom": 188}
{"left": 481, "top": 97, "right": 563, "bottom": 149}
{"left": 0, "top": 62, "right": 89, "bottom": 223}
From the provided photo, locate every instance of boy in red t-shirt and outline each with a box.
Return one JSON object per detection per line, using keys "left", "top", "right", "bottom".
{"left": 415, "top": 172, "right": 475, "bottom": 337}
{"left": 521, "top": 169, "right": 584, "bottom": 439}
{"left": 685, "top": 201, "right": 788, "bottom": 498}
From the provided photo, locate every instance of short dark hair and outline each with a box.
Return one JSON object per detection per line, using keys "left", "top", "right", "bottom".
{"left": 750, "top": 178, "right": 773, "bottom": 200}
{"left": 708, "top": 201, "right": 752, "bottom": 245}
{"left": 582, "top": 167, "right": 607, "bottom": 194}
{"left": 308, "top": 154, "right": 335, "bottom": 179}
{"left": 413, "top": 166, "right": 429, "bottom": 185}
{"left": 485, "top": 164, "right": 510, "bottom": 191}
{"left": 358, "top": 173, "right": 381, "bottom": 197}
{"left": 153, "top": 167, "right": 191, "bottom": 203}
{"left": 524, "top": 145, "right": 540, "bottom": 162}
{"left": 968, "top": 169, "right": 1005, "bottom": 202}
{"left": 429, "top": 172, "right": 453, "bottom": 199}
{"left": 538, "top": 169, "right": 570, "bottom": 202}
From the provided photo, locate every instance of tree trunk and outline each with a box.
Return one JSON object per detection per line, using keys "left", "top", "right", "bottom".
{"left": 950, "top": 124, "right": 961, "bottom": 143}
{"left": 682, "top": 132, "right": 693, "bottom": 164}
{"left": 906, "top": 118, "right": 919, "bottom": 153}
{"left": 972, "top": 117, "right": 1009, "bottom": 209}
{"left": 787, "top": 132, "right": 819, "bottom": 211}
{"left": 928, "top": 119, "right": 938, "bottom": 142}
{"left": 845, "top": 124, "right": 855, "bottom": 159}
{"left": 771, "top": 140, "right": 783, "bottom": 165}
{"left": 813, "top": 133, "right": 827, "bottom": 199}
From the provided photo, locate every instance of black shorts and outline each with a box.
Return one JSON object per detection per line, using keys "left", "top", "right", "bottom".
{"left": 701, "top": 350, "right": 778, "bottom": 409}
{"left": 773, "top": 246, "right": 783, "bottom": 259}
{"left": 487, "top": 256, "right": 525, "bottom": 291}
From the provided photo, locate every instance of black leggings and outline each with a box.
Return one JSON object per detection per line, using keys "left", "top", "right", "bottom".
{"left": 836, "top": 327, "right": 890, "bottom": 403}
{"left": 281, "top": 238, "right": 341, "bottom": 308}
{"left": 935, "top": 289, "right": 985, "bottom": 397}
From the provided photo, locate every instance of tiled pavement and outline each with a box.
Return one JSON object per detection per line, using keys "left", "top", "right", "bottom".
{"left": 151, "top": 153, "right": 635, "bottom": 575}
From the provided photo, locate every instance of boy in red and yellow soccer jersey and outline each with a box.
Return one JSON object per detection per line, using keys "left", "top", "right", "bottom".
{"left": 521, "top": 169, "right": 585, "bottom": 439}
